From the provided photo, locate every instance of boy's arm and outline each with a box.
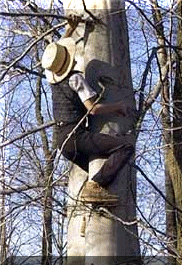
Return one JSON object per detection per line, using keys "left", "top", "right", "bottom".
{"left": 84, "top": 97, "right": 128, "bottom": 117}
{"left": 64, "top": 15, "right": 81, "bottom": 37}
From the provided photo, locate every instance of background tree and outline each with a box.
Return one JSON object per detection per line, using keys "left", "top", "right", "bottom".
{"left": 0, "top": 1, "right": 68, "bottom": 264}
{"left": 173, "top": 1, "right": 182, "bottom": 261}
{"left": 149, "top": 0, "right": 182, "bottom": 263}
{"left": 128, "top": 0, "right": 182, "bottom": 263}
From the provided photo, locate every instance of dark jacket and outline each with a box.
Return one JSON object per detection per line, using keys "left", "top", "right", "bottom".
{"left": 51, "top": 73, "right": 88, "bottom": 146}
{"left": 51, "top": 74, "right": 87, "bottom": 125}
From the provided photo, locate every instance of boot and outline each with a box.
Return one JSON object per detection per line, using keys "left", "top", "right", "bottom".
{"left": 80, "top": 181, "right": 119, "bottom": 203}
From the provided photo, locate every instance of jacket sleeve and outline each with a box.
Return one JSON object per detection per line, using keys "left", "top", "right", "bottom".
{"left": 69, "top": 73, "right": 97, "bottom": 102}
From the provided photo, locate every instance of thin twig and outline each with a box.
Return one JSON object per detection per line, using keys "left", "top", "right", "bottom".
{"left": 98, "top": 207, "right": 138, "bottom": 226}
{"left": 44, "top": 82, "right": 106, "bottom": 198}
{"left": 59, "top": 81, "right": 106, "bottom": 155}
{"left": 132, "top": 163, "right": 182, "bottom": 214}
{"left": 81, "top": 0, "right": 106, "bottom": 26}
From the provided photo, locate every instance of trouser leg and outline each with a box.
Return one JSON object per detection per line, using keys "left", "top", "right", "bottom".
{"left": 92, "top": 145, "right": 134, "bottom": 187}
{"left": 75, "top": 131, "right": 134, "bottom": 187}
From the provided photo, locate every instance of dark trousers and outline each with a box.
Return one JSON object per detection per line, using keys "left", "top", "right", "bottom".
{"left": 58, "top": 126, "right": 134, "bottom": 187}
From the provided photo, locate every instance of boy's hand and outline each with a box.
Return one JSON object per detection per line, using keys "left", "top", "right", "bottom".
{"left": 114, "top": 101, "right": 128, "bottom": 116}
{"left": 64, "top": 14, "right": 82, "bottom": 37}
{"left": 115, "top": 101, "right": 135, "bottom": 117}
{"left": 68, "top": 14, "right": 81, "bottom": 29}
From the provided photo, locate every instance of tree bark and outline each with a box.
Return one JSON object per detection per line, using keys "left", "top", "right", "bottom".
{"left": 64, "top": 0, "right": 140, "bottom": 264}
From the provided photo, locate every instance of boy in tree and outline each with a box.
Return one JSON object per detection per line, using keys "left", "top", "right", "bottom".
{"left": 41, "top": 17, "right": 134, "bottom": 203}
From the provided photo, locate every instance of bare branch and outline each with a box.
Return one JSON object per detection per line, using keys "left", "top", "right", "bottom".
{"left": 98, "top": 207, "right": 138, "bottom": 226}
{"left": 0, "top": 21, "right": 67, "bottom": 82}
{"left": 126, "top": 0, "right": 177, "bottom": 53}
{"left": 144, "top": 61, "right": 169, "bottom": 110}
{"left": 0, "top": 11, "right": 86, "bottom": 22}
{"left": 0, "top": 11, "right": 70, "bottom": 19}
{"left": 1, "top": 62, "right": 46, "bottom": 78}
{"left": 138, "top": 47, "right": 157, "bottom": 114}
{"left": 20, "top": 0, "right": 62, "bottom": 39}
{"left": 0, "top": 120, "right": 56, "bottom": 148}
{"left": 0, "top": 181, "right": 68, "bottom": 195}
{"left": 59, "top": 82, "right": 106, "bottom": 155}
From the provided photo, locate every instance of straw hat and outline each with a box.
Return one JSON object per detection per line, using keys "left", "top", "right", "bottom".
{"left": 42, "top": 37, "right": 76, "bottom": 84}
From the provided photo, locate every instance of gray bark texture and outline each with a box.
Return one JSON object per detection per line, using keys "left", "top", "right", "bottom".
{"left": 63, "top": 0, "right": 140, "bottom": 263}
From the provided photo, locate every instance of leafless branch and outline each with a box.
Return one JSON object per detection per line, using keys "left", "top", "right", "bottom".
{"left": 0, "top": 120, "right": 56, "bottom": 148}
{"left": 0, "top": 21, "right": 67, "bottom": 82}
{"left": 81, "top": 0, "right": 106, "bottom": 26}
{"left": 59, "top": 82, "right": 106, "bottom": 155}
{"left": 126, "top": 0, "right": 176, "bottom": 51}
{"left": 0, "top": 11, "right": 75, "bottom": 20}
{"left": 138, "top": 47, "right": 157, "bottom": 115}
{"left": 98, "top": 207, "right": 138, "bottom": 226}
{"left": 144, "top": 62, "right": 169, "bottom": 110}
{"left": 0, "top": 181, "right": 68, "bottom": 195}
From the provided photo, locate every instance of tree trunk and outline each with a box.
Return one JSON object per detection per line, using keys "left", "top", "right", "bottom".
{"left": 64, "top": 0, "right": 140, "bottom": 263}
{"left": 159, "top": 1, "right": 182, "bottom": 263}
{"left": 169, "top": 2, "right": 182, "bottom": 262}
{"left": 150, "top": 1, "right": 178, "bottom": 263}
{"left": 35, "top": 74, "right": 54, "bottom": 265}
{"left": 0, "top": 148, "right": 6, "bottom": 264}
{"left": 41, "top": 159, "right": 53, "bottom": 265}
{"left": 0, "top": 104, "right": 9, "bottom": 264}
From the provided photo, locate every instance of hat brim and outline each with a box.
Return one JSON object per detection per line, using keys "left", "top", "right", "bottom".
{"left": 85, "top": 59, "right": 120, "bottom": 93}
{"left": 44, "top": 38, "right": 76, "bottom": 84}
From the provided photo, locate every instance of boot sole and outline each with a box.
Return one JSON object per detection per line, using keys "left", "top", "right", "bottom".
{"left": 80, "top": 197, "right": 119, "bottom": 203}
